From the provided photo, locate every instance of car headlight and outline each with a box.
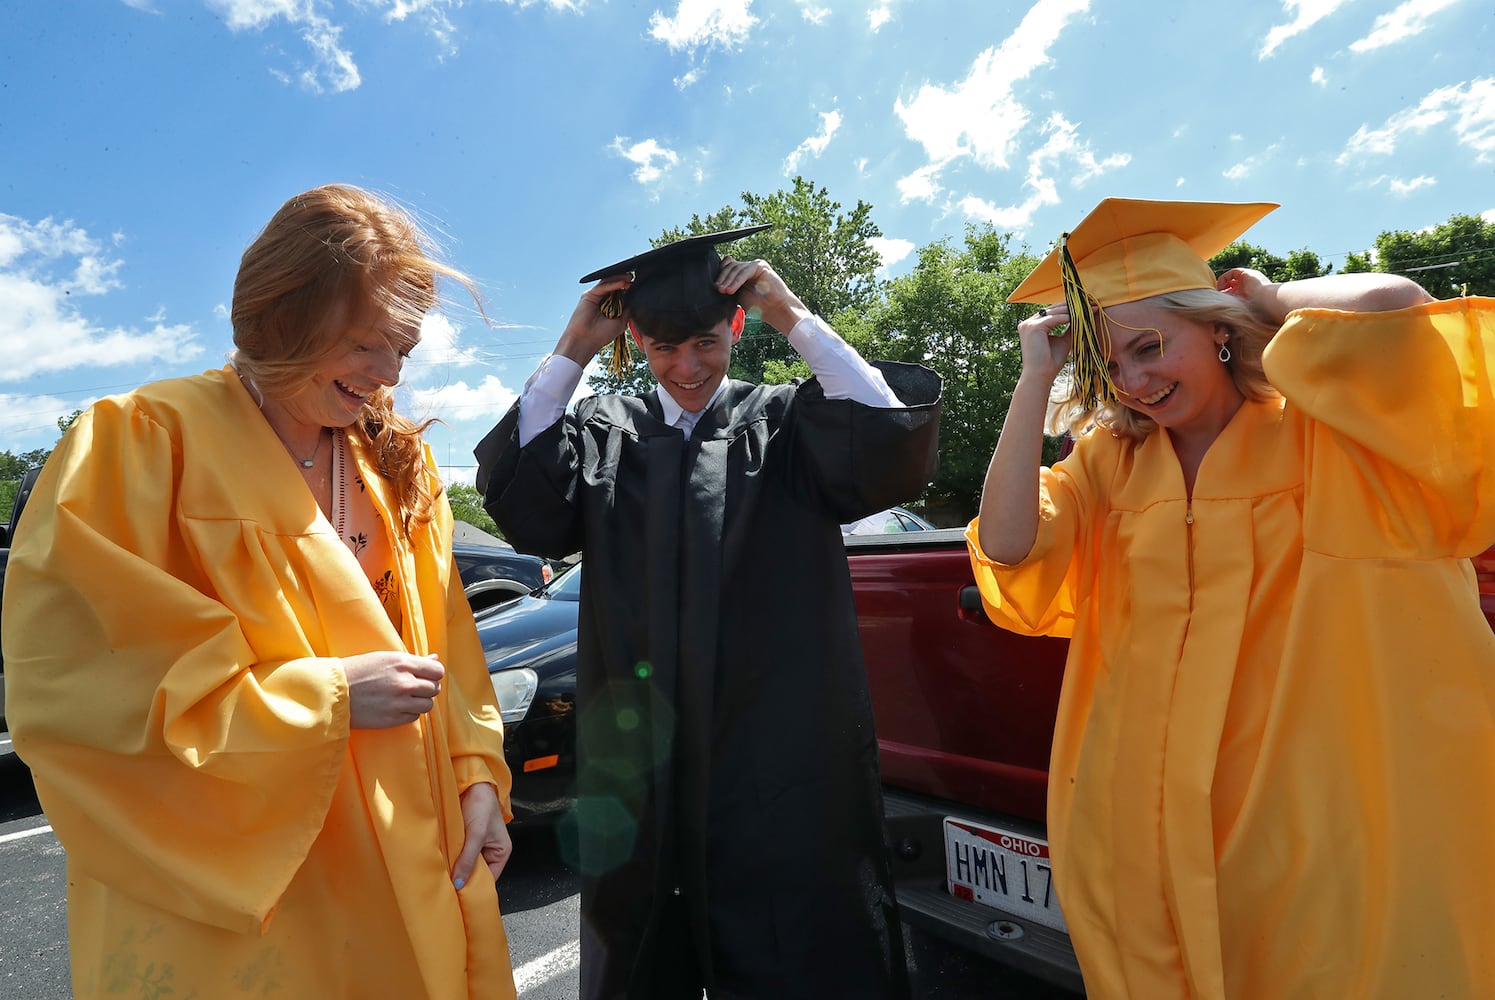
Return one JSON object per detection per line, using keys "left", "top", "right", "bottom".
{"left": 490, "top": 667, "right": 538, "bottom": 725}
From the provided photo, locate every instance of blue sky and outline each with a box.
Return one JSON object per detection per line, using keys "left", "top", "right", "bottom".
{"left": 4, "top": 0, "right": 1492, "bottom": 479}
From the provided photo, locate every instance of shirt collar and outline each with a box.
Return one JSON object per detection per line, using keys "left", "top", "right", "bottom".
{"left": 654, "top": 377, "right": 729, "bottom": 430}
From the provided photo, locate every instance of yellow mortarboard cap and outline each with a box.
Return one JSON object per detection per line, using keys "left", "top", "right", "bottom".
{"left": 1008, "top": 198, "right": 1279, "bottom": 307}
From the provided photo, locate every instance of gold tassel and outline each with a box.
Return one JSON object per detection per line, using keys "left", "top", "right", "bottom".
{"left": 605, "top": 334, "right": 631, "bottom": 379}
{"left": 1058, "top": 234, "right": 1120, "bottom": 408}
{"left": 599, "top": 288, "right": 630, "bottom": 378}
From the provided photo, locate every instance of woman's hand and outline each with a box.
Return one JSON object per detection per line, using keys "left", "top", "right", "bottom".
{"left": 452, "top": 781, "right": 513, "bottom": 889}
{"left": 1016, "top": 303, "right": 1073, "bottom": 387}
{"left": 716, "top": 257, "right": 812, "bottom": 334}
{"left": 553, "top": 274, "right": 633, "bottom": 365}
{"left": 341, "top": 651, "right": 445, "bottom": 729}
{"left": 1217, "top": 267, "right": 1284, "bottom": 324}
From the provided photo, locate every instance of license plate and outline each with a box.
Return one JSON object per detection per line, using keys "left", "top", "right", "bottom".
{"left": 943, "top": 817, "right": 1067, "bottom": 933}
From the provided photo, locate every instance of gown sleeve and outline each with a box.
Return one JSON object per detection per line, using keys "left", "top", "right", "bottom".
{"left": 475, "top": 400, "right": 586, "bottom": 560}
{"left": 965, "top": 437, "right": 1104, "bottom": 639}
{"left": 1264, "top": 296, "right": 1495, "bottom": 556}
{"left": 3, "top": 400, "right": 350, "bottom": 934}
{"left": 787, "top": 361, "right": 943, "bottom": 522}
{"left": 438, "top": 546, "right": 514, "bottom": 820}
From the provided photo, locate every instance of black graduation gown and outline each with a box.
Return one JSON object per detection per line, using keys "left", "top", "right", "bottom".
{"left": 475, "top": 363, "right": 941, "bottom": 1000}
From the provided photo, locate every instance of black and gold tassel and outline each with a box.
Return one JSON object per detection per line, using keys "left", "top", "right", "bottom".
{"left": 1058, "top": 233, "right": 1120, "bottom": 408}
{"left": 599, "top": 288, "right": 631, "bottom": 378}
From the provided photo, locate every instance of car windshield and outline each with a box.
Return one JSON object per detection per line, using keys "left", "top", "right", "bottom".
{"left": 541, "top": 561, "right": 583, "bottom": 601}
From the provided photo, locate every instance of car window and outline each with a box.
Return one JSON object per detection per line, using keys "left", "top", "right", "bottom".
{"left": 893, "top": 510, "right": 933, "bottom": 531}
{"left": 542, "top": 562, "right": 584, "bottom": 600}
{"left": 842, "top": 510, "right": 895, "bottom": 535}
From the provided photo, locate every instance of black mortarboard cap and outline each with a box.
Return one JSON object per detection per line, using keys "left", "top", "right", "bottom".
{"left": 580, "top": 223, "right": 774, "bottom": 320}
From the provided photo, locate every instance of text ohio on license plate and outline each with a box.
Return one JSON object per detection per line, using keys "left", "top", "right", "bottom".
{"left": 943, "top": 816, "right": 1067, "bottom": 933}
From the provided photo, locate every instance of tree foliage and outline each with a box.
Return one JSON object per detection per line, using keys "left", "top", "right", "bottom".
{"left": 837, "top": 225, "right": 1043, "bottom": 521}
{"left": 1369, "top": 212, "right": 1495, "bottom": 298}
{"left": 446, "top": 482, "right": 502, "bottom": 538}
{"left": 1209, "top": 242, "right": 1333, "bottom": 282}
{"left": 587, "top": 177, "right": 884, "bottom": 395}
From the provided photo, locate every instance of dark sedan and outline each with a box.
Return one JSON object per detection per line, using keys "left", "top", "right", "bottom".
{"left": 477, "top": 561, "right": 581, "bottom": 821}
{"left": 453, "top": 540, "right": 552, "bottom": 613}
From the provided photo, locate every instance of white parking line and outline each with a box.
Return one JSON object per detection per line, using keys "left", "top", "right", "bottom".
{"left": 514, "top": 940, "right": 580, "bottom": 994}
{"left": 0, "top": 823, "right": 54, "bottom": 845}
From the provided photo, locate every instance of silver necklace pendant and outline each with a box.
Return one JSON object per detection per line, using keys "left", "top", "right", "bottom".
{"left": 301, "top": 458, "right": 315, "bottom": 468}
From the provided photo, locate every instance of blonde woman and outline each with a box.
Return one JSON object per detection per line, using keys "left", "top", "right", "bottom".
{"left": 970, "top": 198, "right": 1495, "bottom": 999}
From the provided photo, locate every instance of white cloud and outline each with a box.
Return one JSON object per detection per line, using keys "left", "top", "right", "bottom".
{"left": 896, "top": 163, "right": 944, "bottom": 203}
{"left": 121, "top": 0, "right": 161, "bottom": 11}
{"left": 1483, "top": 208, "right": 1495, "bottom": 224}
{"left": 1338, "top": 77, "right": 1495, "bottom": 164}
{"left": 869, "top": 4, "right": 893, "bottom": 31}
{"left": 406, "top": 374, "right": 520, "bottom": 427}
{"left": 1350, "top": 0, "right": 1463, "bottom": 53}
{"left": 1388, "top": 175, "right": 1437, "bottom": 194}
{"left": 0, "top": 214, "right": 203, "bottom": 384}
{"left": 205, "top": 0, "right": 361, "bottom": 92}
{"left": 958, "top": 113, "right": 1128, "bottom": 231}
{"left": 609, "top": 136, "right": 681, "bottom": 184}
{"left": 649, "top": 0, "right": 758, "bottom": 53}
{"left": 867, "top": 236, "right": 915, "bottom": 272}
{"left": 410, "top": 312, "right": 486, "bottom": 369}
{"left": 783, "top": 110, "right": 842, "bottom": 175}
{"left": 1311, "top": 66, "right": 1327, "bottom": 85}
{"left": 794, "top": 0, "right": 830, "bottom": 25}
{"left": 1044, "top": 117, "right": 1131, "bottom": 184}
{"left": 1259, "top": 0, "right": 1355, "bottom": 59}
{"left": 205, "top": 0, "right": 300, "bottom": 30}
{"left": 961, "top": 188, "right": 1055, "bottom": 230}
{"left": 1222, "top": 143, "right": 1280, "bottom": 180}
{"left": 0, "top": 390, "right": 79, "bottom": 443}
{"left": 892, "top": 0, "right": 1090, "bottom": 202}
{"left": 370, "top": 0, "right": 460, "bottom": 55}
{"left": 674, "top": 67, "right": 704, "bottom": 90}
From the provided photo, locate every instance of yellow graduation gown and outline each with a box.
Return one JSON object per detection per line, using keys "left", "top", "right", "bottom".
{"left": 3, "top": 366, "right": 516, "bottom": 999}
{"left": 968, "top": 297, "right": 1495, "bottom": 999}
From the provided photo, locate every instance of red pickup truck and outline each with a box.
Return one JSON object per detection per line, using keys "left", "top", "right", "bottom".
{"left": 847, "top": 529, "right": 1495, "bottom": 994}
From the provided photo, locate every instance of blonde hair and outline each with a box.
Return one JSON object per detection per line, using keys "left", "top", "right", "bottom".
{"left": 230, "top": 184, "right": 479, "bottom": 533}
{"left": 1049, "top": 287, "right": 1280, "bottom": 443}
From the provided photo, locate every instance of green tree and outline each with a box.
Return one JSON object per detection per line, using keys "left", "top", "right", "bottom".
{"left": 1210, "top": 242, "right": 1333, "bottom": 282}
{"left": 1, "top": 447, "right": 52, "bottom": 529}
{"left": 446, "top": 482, "right": 502, "bottom": 538}
{"left": 2, "top": 412, "right": 83, "bottom": 527}
{"left": 837, "top": 224, "right": 1042, "bottom": 521}
{"left": 587, "top": 177, "right": 884, "bottom": 395}
{"left": 1372, "top": 212, "right": 1495, "bottom": 298}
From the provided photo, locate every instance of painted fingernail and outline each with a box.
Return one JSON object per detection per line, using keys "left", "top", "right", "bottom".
{"left": 453, "top": 877, "right": 465, "bottom": 890}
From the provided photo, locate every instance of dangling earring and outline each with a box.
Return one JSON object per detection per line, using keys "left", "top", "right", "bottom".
{"left": 1218, "top": 340, "right": 1232, "bottom": 363}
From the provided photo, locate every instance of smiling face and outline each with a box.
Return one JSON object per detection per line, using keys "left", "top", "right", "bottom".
{"left": 269, "top": 299, "right": 421, "bottom": 434}
{"left": 1102, "top": 298, "right": 1243, "bottom": 436}
{"left": 630, "top": 315, "right": 741, "bottom": 413}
